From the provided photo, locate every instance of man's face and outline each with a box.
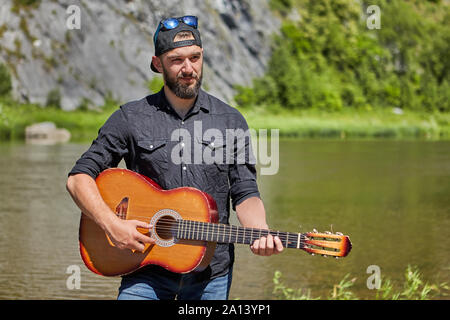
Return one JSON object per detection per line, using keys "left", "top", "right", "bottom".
{"left": 158, "top": 45, "right": 203, "bottom": 99}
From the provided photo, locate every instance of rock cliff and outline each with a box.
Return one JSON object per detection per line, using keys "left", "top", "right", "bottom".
{"left": 0, "top": 0, "right": 280, "bottom": 109}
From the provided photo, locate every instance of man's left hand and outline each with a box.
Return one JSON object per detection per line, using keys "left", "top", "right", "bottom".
{"left": 250, "top": 234, "right": 284, "bottom": 256}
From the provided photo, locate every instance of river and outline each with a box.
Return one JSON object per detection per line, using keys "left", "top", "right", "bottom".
{"left": 0, "top": 140, "right": 448, "bottom": 299}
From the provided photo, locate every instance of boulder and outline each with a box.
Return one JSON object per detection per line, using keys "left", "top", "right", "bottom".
{"left": 25, "top": 121, "right": 71, "bottom": 144}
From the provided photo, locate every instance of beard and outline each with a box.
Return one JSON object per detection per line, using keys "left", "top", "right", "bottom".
{"left": 162, "top": 65, "right": 203, "bottom": 99}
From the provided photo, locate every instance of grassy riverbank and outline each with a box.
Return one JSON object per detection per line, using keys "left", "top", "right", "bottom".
{"left": 1, "top": 97, "right": 449, "bottom": 142}
{"left": 0, "top": 97, "right": 117, "bottom": 142}
{"left": 271, "top": 265, "right": 449, "bottom": 300}
{"left": 238, "top": 105, "right": 450, "bottom": 140}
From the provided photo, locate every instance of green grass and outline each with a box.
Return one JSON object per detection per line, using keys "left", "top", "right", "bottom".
{"left": 272, "top": 265, "right": 449, "bottom": 300}
{"left": 237, "top": 105, "right": 450, "bottom": 140}
{"left": 1, "top": 97, "right": 450, "bottom": 143}
{"left": 0, "top": 97, "right": 116, "bottom": 142}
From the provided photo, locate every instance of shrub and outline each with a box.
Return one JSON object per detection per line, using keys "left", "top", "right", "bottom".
{"left": 0, "top": 64, "right": 12, "bottom": 97}
{"left": 235, "top": 0, "right": 449, "bottom": 113}
{"left": 46, "top": 89, "right": 61, "bottom": 108}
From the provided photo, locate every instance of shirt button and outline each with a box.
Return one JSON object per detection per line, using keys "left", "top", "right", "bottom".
{"left": 150, "top": 144, "right": 154, "bottom": 149}
{"left": 181, "top": 142, "right": 185, "bottom": 148}
{"left": 182, "top": 166, "right": 187, "bottom": 170}
{"left": 181, "top": 121, "right": 185, "bottom": 125}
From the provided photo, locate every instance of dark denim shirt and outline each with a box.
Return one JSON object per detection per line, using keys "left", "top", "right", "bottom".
{"left": 69, "top": 88, "right": 260, "bottom": 279}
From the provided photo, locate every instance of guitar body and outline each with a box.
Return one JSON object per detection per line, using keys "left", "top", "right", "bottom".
{"left": 79, "top": 168, "right": 218, "bottom": 277}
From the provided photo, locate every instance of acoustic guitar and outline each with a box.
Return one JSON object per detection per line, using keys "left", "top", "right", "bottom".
{"left": 79, "top": 168, "right": 352, "bottom": 276}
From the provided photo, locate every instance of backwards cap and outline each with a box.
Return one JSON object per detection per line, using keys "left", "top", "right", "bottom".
{"left": 151, "top": 19, "right": 202, "bottom": 73}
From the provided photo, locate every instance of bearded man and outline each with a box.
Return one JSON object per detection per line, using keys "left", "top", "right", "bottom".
{"left": 66, "top": 15, "right": 283, "bottom": 300}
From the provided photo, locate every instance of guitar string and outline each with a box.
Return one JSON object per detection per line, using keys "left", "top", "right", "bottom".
{"left": 82, "top": 214, "right": 303, "bottom": 244}
{"left": 118, "top": 216, "right": 303, "bottom": 245}
{"left": 110, "top": 208, "right": 341, "bottom": 238}
{"left": 126, "top": 217, "right": 340, "bottom": 241}
{"left": 97, "top": 215, "right": 338, "bottom": 250}
{"left": 130, "top": 219, "right": 338, "bottom": 249}
{"left": 130, "top": 218, "right": 297, "bottom": 238}
{"left": 148, "top": 224, "right": 298, "bottom": 243}
{"left": 118, "top": 212, "right": 336, "bottom": 237}
{"left": 91, "top": 209, "right": 341, "bottom": 248}
{"left": 111, "top": 214, "right": 341, "bottom": 247}
{"left": 82, "top": 216, "right": 339, "bottom": 250}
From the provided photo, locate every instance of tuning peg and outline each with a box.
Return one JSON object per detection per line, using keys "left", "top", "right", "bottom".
{"left": 336, "top": 232, "right": 343, "bottom": 236}
{"left": 313, "top": 228, "right": 318, "bottom": 233}
{"left": 310, "top": 253, "right": 315, "bottom": 256}
{"left": 335, "top": 257, "right": 340, "bottom": 259}
{"left": 322, "top": 254, "right": 328, "bottom": 258}
{"left": 325, "top": 231, "right": 332, "bottom": 234}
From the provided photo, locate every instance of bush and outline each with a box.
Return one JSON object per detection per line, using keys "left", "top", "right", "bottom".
{"left": 237, "top": 0, "right": 449, "bottom": 113}
{"left": 147, "top": 76, "right": 164, "bottom": 94}
{"left": 271, "top": 265, "right": 449, "bottom": 300}
{"left": 46, "top": 89, "right": 61, "bottom": 108}
{"left": 0, "top": 64, "right": 12, "bottom": 97}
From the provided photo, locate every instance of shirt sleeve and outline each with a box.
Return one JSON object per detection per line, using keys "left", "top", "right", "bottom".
{"left": 228, "top": 112, "right": 261, "bottom": 210}
{"left": 68, "top": 107, "right": 130, "bottom": 179}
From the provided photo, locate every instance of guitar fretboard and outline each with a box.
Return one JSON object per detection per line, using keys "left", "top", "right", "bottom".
{"left": 175, "top": 219, "right": 305, "bottom": 249}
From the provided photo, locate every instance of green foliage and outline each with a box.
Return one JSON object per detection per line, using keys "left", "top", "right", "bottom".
{"left": 0, "top": 64, "right": 12, "bottom": 97}
{"left": 147, "top": 76, "right": 164, "bottom": 93}
{"left": 272, "top": 270, "right": 320, "bottom": 299}
{"left": 237, "top": 0, "right": 449, "bottom": 113}
{"left": 0, "top": 97, "right": 116, "bottom": 141}
{"left": 272, "top": 265, "right": 449, "bottom": 300}
{"left": 375, "top": 265, "right": 449, "bottom": 300}
{"left": 329, "top": 274, "right": 358, "bottom": 300}
{"left": 11, "top": 0, "right": 41, "bottom": 13}
{"left": 45, "top": 89, "right": 61, "bottom": 109}
{"left": 269, "top": 0, "right": 294, "bottom": 16}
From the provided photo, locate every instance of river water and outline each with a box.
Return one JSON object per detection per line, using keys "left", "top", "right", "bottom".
{"left": 0, "top": 140, "right": 448, "bottom": 299}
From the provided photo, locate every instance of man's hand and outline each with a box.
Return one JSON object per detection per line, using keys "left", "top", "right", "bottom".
{"left": 66, "top": 173, "right": 155, "bottom": 253}
{"left": 250, "top": 233, "right": 284, "bottom": 256}
{"left": 105, "top": 217, "right": 155, "bottom": 252}
{"left": 235, "top": 197, "right": 284, "bottom": 256}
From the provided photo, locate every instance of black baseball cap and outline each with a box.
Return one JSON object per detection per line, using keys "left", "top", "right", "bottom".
{"left": 151, "top": 16, "right": 202, "bottom": 73}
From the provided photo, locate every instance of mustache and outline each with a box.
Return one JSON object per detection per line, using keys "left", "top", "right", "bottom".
{"left": 177, "top": 72, "right": 199, "bottom": 80}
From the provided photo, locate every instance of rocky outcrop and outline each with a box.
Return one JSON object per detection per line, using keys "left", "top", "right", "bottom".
{"left": 25, "top": 121, "right": 71, "bottom": 144}
{"left": 0, "top": 0, "right": 280, "bottom": 109}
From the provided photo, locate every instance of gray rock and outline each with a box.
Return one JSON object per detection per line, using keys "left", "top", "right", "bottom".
{"left": 0, "top": 0, "right": 280, "bottom": 110}
{"left": 25, "top": 121, "right": 71, "bottom": 144}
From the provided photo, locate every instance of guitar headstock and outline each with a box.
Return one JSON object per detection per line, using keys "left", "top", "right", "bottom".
{"left": 302, "top": 231, "right": 352, "bottom": 258}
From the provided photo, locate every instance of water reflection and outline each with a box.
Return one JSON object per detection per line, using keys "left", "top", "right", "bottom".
{"left": 0, "top": 140, "right": 448, "bottom": 299}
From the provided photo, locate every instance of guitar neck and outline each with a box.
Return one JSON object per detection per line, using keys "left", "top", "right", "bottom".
{"left": 175, "top": 219, "right": 305, "bottom": 249}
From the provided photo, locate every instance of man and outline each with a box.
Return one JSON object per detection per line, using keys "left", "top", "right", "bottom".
{"left": 66, "top": 15, "right": 283, "bottom": 300}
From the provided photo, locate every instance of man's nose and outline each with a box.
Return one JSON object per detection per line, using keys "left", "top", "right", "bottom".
{"left": 182, "top": 58, "right": 194, "bottom": 74}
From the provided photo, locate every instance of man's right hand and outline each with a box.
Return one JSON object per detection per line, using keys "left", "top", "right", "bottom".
{"left": 104, "top": 217, "right": 155, "bottom": 252}
{"left": 67, "top": 173, "right": 156, "bottom": 253}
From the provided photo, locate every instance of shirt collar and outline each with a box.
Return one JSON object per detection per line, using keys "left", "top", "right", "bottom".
{"left": 156, "top": 88, "right": 210, "bottom": 115}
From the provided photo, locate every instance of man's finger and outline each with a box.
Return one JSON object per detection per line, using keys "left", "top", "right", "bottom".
{"left": 133, "top": 220, "right": 151, "bottom": 229}
{"left": 130, "top": 241, "right": 145, "bottom": 253}
{"left": 259, "top": 236, "right": 267, "bottom": 256}
{"left": 266, "top": 234, "right": 274, "bottom": 251}
{"left": 274, "top": 236, "right": 284, "bottom": 253}
{"left": 251, "top": 238, "right": 260, "bottom": 254}
{"left": 136, "top": 232, "right": 155, "bottom": 245}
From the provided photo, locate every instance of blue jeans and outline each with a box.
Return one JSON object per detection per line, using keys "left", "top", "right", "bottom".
{"left": 117, "top": 266, "right": 233, "bottom": 300}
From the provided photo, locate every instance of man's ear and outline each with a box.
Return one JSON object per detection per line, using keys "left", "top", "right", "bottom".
{"left": 151, "top": 56, "right": 163, "bottom": 73}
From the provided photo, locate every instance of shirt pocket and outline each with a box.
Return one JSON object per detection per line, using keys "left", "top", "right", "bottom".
{"left": 197, "top": 136, "right": 229, "bottom": 193}
{"left": 136, "top": 138, "right": 169, "bottom": 175}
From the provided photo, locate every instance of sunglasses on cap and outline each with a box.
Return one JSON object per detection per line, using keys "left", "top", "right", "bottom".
{"left": 153, "top": 15, "right": 198, "bottom": 47}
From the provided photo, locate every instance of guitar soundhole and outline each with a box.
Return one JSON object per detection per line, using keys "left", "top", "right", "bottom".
{"left": 155, "top": 215, "right": 176, "bottom": 240}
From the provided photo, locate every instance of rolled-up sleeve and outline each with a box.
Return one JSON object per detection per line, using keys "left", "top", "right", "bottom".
{"left": 68, "top": 107, "right": 130, "bottom": 179}
{"left": 228, "top": 113, "right": 260, "bottom": 210}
